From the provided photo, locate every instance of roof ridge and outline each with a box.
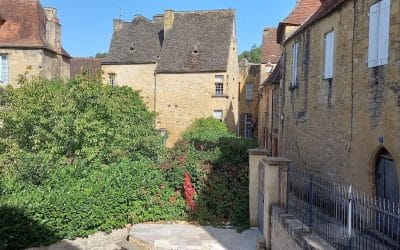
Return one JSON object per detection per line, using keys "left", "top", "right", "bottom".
{"left": 172, "top": 9, "right": 235, "bottom": 14}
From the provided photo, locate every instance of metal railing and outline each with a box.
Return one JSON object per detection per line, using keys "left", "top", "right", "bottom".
{"left": 286, "top": 165, "right": 400, "bottom": 250}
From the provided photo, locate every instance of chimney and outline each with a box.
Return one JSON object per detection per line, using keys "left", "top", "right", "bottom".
{"left": 153, "top": 14, "right": 164, "bottom": 22}
{"left": 44, "top": 7, "right": 61, "bottom": 54}
{"left": 113, "top": 19, "right": 123, "bottom": 32}
{"left": 164, "top": 10, "right": 175, "bottom": 33}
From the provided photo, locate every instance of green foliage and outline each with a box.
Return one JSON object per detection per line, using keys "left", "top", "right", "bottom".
{"left": 163, "top": 118, "right": 257, "bottom": 228}
{"left": 182, "top": 117, "right": 234, "bottom": 151}
{"left": 238, "top": 44, "right": 262, "bottom": 63}
{"left": 95, "top": 52, "right": 108, "bottom": 58}
{"left": 0, "top": 76, "right": 163, "bottom": 179}
{"left": 0, "top": 161, "right": 186, "bottom": 249}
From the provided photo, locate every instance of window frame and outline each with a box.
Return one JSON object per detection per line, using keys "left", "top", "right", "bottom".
{"left": 0, "top": 54, "right": 9, "bottom": 85}
{"left": 213, "top": 110, "right": 223, "bottom": 122}
{"left": 291, "top": 42, "right": 299, "bottom": 87}
{"left": 215, "top": 75, "right": 224, "bottom": 96}
{"left": 108, "top": 73, "right": 116, "bottom": 86}
{"left": 244, "top": 114, "right": 253, "bottom": 139}
{"left": 245, "top": 82, "right": 254, "bottom": 101}
{"left": 324, "top": 30, "right": 335, "bottom": 79}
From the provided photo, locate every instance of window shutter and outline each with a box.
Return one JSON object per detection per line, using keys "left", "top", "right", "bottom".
{"left": 368, "top": 3, "right": 379, "bottom": 68}
{"left": 324, "top": 31, "right": 334, "bottom": 79}
{"left": 378, "top": 0, "right": 390, "bottom": 66}
{"left": 0, "top": 55, "right": 8, "bottom": 84}
{"left": 292, "top": 43, "right": 298, "bottom": 87}
{"left": 246, "top": 83, "right": 253, "bottom": 100}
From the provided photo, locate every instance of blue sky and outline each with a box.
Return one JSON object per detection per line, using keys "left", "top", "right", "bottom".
{"left": 40, "top": 0, "right": 296, "bottom": 57}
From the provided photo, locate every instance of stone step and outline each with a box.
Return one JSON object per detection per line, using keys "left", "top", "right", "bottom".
{"left": 116, "top": 240, "right": 151, "bottom": 250}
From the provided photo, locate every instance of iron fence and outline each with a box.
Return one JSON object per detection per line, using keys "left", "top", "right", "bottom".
{"left": 286, "top": 165, "right": 400, "bottom": 250}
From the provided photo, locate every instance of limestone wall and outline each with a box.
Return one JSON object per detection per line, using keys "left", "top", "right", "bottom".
{"left": 281, "top": 0, "right": 400, "bottom": 193}
{"left": 102, "top": 64, "right": 157, "bottom": 111}
{"left": 155, "top": 72, "right": 238, "bottom": 147}
{"left": 0, "top": 49, "right": 69, "bottom": 87}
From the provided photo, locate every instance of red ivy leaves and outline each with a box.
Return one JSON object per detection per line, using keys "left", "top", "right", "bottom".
{"left": 183, "top": 172, "right": 196, "bottom": 210}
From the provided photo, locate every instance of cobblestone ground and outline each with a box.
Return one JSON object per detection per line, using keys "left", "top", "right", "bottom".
{"left": 26, "top": 227, "right": 129, "bottom": 250}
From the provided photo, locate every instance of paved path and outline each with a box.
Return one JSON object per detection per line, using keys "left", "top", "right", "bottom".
{"left": 129, "top": 223, "right": 262, "bottom": 250}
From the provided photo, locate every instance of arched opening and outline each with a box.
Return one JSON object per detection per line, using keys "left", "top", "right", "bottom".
{"left": 375, "top": 148, "right": 399, "bottom": 204}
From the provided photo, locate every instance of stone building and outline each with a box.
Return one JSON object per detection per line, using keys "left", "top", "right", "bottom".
{"left": 257, "top": 28, "right": 281, "bottom": 152}
{"left": 279, "top": 0, "right": 400, "bottom": 201}
{"left": 70, "top": 58, "right": 102, "bottom": 79}
{"left": 0, "top": 0, "right": 70, "bottom": 87}
{"left": 239, "top": 59, "right": 260, "bottom": 139}
{"left": 103, "top": 9, "right": 239, "bottom": 147}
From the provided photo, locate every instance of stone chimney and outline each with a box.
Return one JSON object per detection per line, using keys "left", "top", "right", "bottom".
{"left": 44, "top": 7, "right": 61, "bottom": 54}
{"left": 113, "top": 19, "right": 123, "bottom": 32}
{"left": 153, "top": 14, "right": 164, "bottom": 22}
{"left": 164, "top": 10, "right": 175, "bottom": 33}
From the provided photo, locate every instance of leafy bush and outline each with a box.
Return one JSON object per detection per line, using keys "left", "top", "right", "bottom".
{"left": 0, "top": 161, "right": 186, "bottom": 248}
{"left": 0, "top": 76, "right": 163, "bottom": 178}
{"left": 182, "top": 117, "right": 234, "bottom": 151}
{"left": 163, "top": 118, "right": 256, "bottom": 228}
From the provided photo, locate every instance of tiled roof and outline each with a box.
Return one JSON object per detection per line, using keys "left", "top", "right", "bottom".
{"left": 70, "top": 58, "right": 102, "bottom": 78}
{"left": 155, "top": 9, "right": 234, "bottom": 73}
{"left": 261, "top": 28, "right": 281, "bottom": 64}
{"left": 0, "top": 0, "right": 70, "bottom": 57}
{"left": 284, "top": 0, "right": 348, "bottom": 44}
{"left": 277, "top": 0, "right": 321, "bottom": 43}
{"left": 103, "top": 15, "right": 164, "bottom": 64}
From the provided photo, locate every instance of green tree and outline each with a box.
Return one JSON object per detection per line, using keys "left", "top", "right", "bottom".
{"left": 95, "top": 52, "right": 108, "bottom": 58}
{"left": 238, "top": 44, "right": 261, "bottom": 63}
{"left": 0, "top": 75, "right": 163, "bottom": 182}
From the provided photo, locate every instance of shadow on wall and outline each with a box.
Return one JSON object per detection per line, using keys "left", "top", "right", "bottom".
{"left": 225, "top": 102, "right": 236, "bottom": 133}
{"left": 0, "top": 205, "right": 78, "bottom": 250}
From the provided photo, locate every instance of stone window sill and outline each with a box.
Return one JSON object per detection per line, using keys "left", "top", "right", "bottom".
{"left": 212, "top": 95, "right": 229, "bottom": 99}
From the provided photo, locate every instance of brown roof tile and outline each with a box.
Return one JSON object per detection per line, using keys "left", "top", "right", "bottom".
{"left": 277, "top": 0, "right": 322, "bottom": 43}
{"left": 261, "top": 28, "right": 281, "bottom": 64}
{"left": 0, "top": 0, "right": 70, "bottom": 57}
{"left": 70, "top": 58, "right": 102, "bottom": 78}
{"left": 284, "top": 0, "right": 348, "bottom": 44}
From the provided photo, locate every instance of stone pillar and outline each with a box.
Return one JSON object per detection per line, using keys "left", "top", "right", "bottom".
{"left": 260, "top": 157, "right": 291, "bottom": 250}
{"left": 248, "top": 148, "right": 270, "bottom": 227}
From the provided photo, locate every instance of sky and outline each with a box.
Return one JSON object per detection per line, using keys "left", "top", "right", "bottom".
{"left": 39, "top": 0, "right": 297, "bottom": 58}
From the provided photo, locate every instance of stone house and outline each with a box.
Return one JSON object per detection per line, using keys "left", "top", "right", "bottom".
{"left": 70, "top": 58, "right": 102, "bottom": 79}
{"left": 279, "top": 0, "right": 400, "bottom": 201}
{"left": 257, "top": 28, "right": 281, "bottom": 152}
{"left": 102, "top": 9, "right": 239, "bottom": 147}
{"left": 0, "top": 0, "right": 70, "bottom": 87}
{"left": 238, "top": 59, "right": 260, "bottom": 139}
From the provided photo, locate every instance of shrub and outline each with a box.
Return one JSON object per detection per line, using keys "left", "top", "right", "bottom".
{"left": 0, "top": 161, "right": 186, "bottom": 248}
{"left": 0, "top": 76, "right": 163, "bottom": 178}
{"left": 182, "top": 117, "right": 234, "bottom": 151}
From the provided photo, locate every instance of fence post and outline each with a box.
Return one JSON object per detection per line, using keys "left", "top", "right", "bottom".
{"left": 260, "top": 157, "right": 291, "bottom": 249}
{"left": 248, "top": 148, "right": 270, "bottom": 226}
{"left": 348, "top": 185, "right": 353, "bottom": 250}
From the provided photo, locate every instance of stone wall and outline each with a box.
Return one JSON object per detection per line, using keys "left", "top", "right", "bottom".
{"left": 102, "top": 64, "right": 156, "bottom": 111}
{"left": 0, "top": 48, "right": 69, "bottom": 87}
{"left": 239, "top": 63, "right": 260, "bottom": 138}
{"left": 281, "top": 0, "right": 400, "bottom": 194}
{"left": 155, "top": 72, "right": 238, "bottom": 147}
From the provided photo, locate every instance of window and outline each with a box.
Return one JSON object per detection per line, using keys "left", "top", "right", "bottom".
{"left": 245, "top": 83, "right": 253, "bottom": 101}
{"left": 291, "top": 42, "right": 299, "bottom": 87}
{"left": 215, "top": 75, "right": 224, "bottom": 96}
{"left": 213, "top": 110, "right": 223, "bottom": 122}
{"left": 324, "top": 31, "right": 335, "bottom": 79}
{"left": 108, "top": 73, "right": 116, "bottom": 86}
{"left": 368, "top": 0, "right": 390, "bottom": 68}
{"left": 0, "top": 54, "right": 8, "bottom": 85}
{"left": 244, "top": 114, "right": 253, "bottom": 139}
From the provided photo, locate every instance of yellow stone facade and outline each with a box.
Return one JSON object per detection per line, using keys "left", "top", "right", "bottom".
{"left": 0, "top": 49, "right": 70, "bottom": 88}
{"left": 281, "top": 0, "right": 400, "bottom": 194}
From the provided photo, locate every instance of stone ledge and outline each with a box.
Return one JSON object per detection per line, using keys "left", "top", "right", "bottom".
{"left": 261, "top": 157, "right": 291, "bottom": 165}
{"left": 248, "top": 148, "right": 271, "bottom": 156}
{"left": 272, "top": 205, "right": 335, "bottom": 250}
